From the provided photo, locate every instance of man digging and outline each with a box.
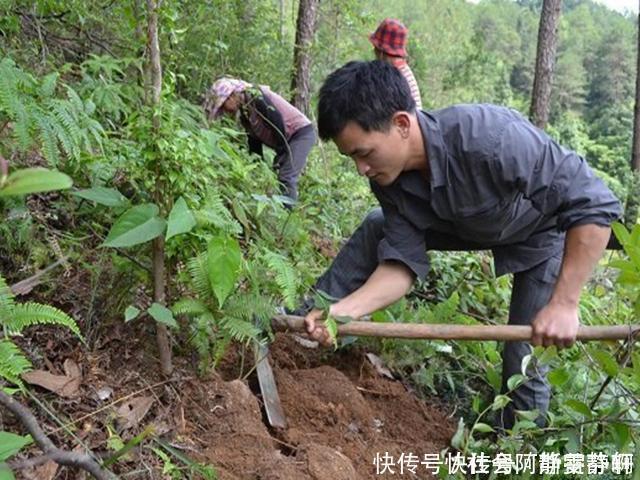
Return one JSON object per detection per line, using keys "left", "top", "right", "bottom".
{"left": 302, "top": 60, "right": 621, "bottom": 429}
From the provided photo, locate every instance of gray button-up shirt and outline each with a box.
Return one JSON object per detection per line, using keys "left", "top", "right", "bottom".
{"left": 371, "top": 104, "right": 622, "bottom": 279}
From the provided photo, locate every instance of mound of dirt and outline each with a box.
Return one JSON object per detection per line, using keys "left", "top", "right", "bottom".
{"left": 6, "top": 324, "right": 454, "bottom": 479}
{"left": 190, "top": 333, "right": 455, "bottom": 479}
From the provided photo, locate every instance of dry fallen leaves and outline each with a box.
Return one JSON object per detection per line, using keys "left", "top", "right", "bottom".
{"left": 22, "top": 359, "right": 82, "bottom": 398}
{"left": 116, "top": 396, "right": 154, "bottom": 430}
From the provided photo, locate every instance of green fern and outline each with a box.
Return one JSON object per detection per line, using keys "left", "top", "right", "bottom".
{"left": 34, "top": 113, "right": 61, "bottom": 165}
{"left": 186, "top": 253, "right": 213, "bottom": 302}
{"left": 211, "top": 335, "right": 232, "bottom": 367}
{"left": 171, "top": 298, "right": 209, "bottom": 316}
{"left": 0, "top": 58, "right": 104, "bottom": 167}
{"left": 224, "top": 292, "right": 274, "bottom": 332}
{"left": 0, "top": 274, "right": 81, "bottom": 387}
{"left": 195, "top": 193, "right": 242, "bottom": 235}
{"left": 0, "top": 340, "right": 31, "bottom": 387}
{"left": 176, "top": 250, "right": 275, "bottom": 373}
{"left": 218, "top": 316, "right": 261, "bottom": 343}
{"left": 3, "top": 303, "right": 81, "bottom": 337}
{"left": 0, "top": 276, "right": 16, "bottom": 315}
{"left": 263, "top": 250, "right": 299, "bottom": 310}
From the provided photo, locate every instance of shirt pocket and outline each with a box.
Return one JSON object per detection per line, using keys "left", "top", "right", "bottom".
{"left": 451, "top": 198, "right": 515, "bottom": 243}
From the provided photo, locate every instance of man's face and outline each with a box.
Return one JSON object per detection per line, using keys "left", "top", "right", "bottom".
{"left": 334, "top": 119, "right": 409, "bottom": 186}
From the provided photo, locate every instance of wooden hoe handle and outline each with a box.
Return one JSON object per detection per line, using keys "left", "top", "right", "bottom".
{"left": 272, "top": 315, "right": 640, "bottom": 342}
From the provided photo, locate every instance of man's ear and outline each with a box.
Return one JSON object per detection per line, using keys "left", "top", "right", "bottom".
{"left": 392, "top": 112, "right": 412, "bottom": 138}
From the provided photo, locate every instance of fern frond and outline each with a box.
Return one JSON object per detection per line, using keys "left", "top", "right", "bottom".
{"left": 186, "top": 253, "right": 213, "bottom": 302}
{"left": 51, "top": 101, "right": 81, "bottom": 159}
{"left": 218, "top": 316, "right": 261, "bottom": 344}
{"left": 212, "top": 335, "right": 231, "bottom": 367}
{"left": 172, "top": 298, "right": 209, "bottom": 316}
{"left": 0, "top": 340, "right": 31, "bottom": 386}
{"left": 64, "top": 85, "right": 84, "bottom": 113}
{"left": 224, "top": 292, "right": 273, "bottom": 323}
{"left": 39, "top": 72, "right": 59, "bottom": 98}
{"left": 263, "top": 251, "right": 299, "bottom": 310}
{"left": 34, "top": 113, "right": 60, "bottom": 165}
{"left": 84, "top": 118, "right": 105, "bottom": 152}
{"left": 195, "top": 193, "right": 242, "bottom": 235}
{"left": 9, "top": 95, "right": 32, "bottom": 149}
{"left": 0, "top": 275, "right": 16, "bottom": 316}
{"left": 187, "top": 312, "right": 216, "bottom": 374}
{"left": 4, "top": 303, "right": 81, "bottom": 338}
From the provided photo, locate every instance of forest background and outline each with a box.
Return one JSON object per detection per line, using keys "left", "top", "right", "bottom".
{"left": 2, "top": 0, "right": 640, "bottom": 478}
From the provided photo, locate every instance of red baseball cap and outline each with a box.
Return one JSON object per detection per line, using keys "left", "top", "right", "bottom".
{"left": 369, "top": 18, "right": 408, "bottom": 58}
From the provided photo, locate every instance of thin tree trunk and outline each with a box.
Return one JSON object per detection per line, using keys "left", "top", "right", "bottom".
{"left": 279, "top": 0, "right": 285, "bottom": 44}
{"left": 146, "top": 0, "right": 172, "bottom": 376}
{"left": 632, "top": 1, "right": 640, "bottom": 171}
{"left": 134, "top": 0, "right": 148, "bottom": 103}
{"left": 529, "top": 0, "right": 562, "bottom": 129}
{"left": 290, "top": 0, "right": 319, "bottom": 116}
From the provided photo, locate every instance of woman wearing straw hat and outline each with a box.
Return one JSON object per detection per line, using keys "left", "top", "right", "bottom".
{"left": 370, "top": 18, "right": 423, "bottom": 110}
{"left": 204, "top": 77, "right": 315, "bottom": 205}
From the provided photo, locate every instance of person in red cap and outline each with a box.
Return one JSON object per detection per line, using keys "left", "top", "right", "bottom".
{"left": 369, "top": 18, "right": 422, "bottom": 110}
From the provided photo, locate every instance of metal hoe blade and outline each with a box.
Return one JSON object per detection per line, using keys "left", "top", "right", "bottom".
{"left": 256, "top": 342, "right": 286, "bottom": 429}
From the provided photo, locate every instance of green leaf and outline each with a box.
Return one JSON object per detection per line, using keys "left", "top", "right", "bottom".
{"left": 472, "top": 422, "right": 495, "bottom": 433}
{"left": 171, "top": 299, "right": 208, "bottom": 316}
{"left": 102, "top": 204, "right": 166, "bottom": 248}
{"left": 166, "top": 197, "right": 196, "bottom": 241}
{"left": 565, "top": 429, "right": 580, "bottom": 453}
{"left": 0, "top": 168, "right": 72, "bottom": 197}
{"left": 520, "top": 354, "right": 533, "bottom": 376}
{"left": 491, "top": 395, "right": 511, "bottom": 411}
{"left": 450, "top": 417, "right": 466, "bottom": 450}
{"left": 0, "top": 432, "right": 32, "bottom": 461}
{"left": 39, "top": 72, "right": 59, "bottom": 97}
{"left": 485, "top": 364, "right": 501, "bottom": 392}
{"left": 0, "top": 464, "right": 14, "bottom": 480}
{"left": 207, "top": 235, "right": 242, "bottom": 308}
{"left": 564, "top": 399, "right": 592, "bottom": 417}
{"left": 593, "top": 350, "right": 619, "bottom": 377}
{"left": 324, "top": 317, "right": 338, "bottom": 348}
{"left": 147, "top": 303, "right": 178, "bottom": 328}
{"left": 507, "top": 373, "right": 526, "bottom": 391}
{"left": 633, "top": 352, "right": 640, "bottom": 382}
{"left": 515, "top": 409, "right": 541, "bottom": 422}
{"left": 548, "top": 368, "right": 570, "bottom": 387}
{"left": 512, "top": 420, "right": 539, "bottom": 433}
{"left": 472, "top": 396, "right": 482, "bottom": 414}
{"left": 72, "top": 187, "right": 129, "bottom": 207}
{"left": 609, "top": 422, "right": 631, "bottom": 452}
{"left": 334, "top": 315, "right": 353, "bottom": 325}
{"left": 612, "top": 222, "right": 630, "bottom": 246}
{"left": 124, "top": 305, "right": 140, "bottom": 322}
{"left": 536, "top": 346, "right": 558, "bottom": 365}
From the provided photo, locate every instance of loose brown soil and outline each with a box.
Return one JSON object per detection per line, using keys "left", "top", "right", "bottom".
{"left": 6, "top": 322, "right": 455, "bottom": 479}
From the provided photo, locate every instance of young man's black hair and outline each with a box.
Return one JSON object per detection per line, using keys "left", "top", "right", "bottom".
{"left": 317, "top": 60, "right": 416, "bottom": 140}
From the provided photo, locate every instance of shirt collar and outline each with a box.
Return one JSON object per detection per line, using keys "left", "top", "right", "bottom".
{"left": 417, "top": 110, "right": 448, "bottom": 188}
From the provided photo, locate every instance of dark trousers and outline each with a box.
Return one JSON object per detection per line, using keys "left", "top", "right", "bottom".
{"left": 274, "top": 124, "right": 316, "bottom": 202}
{"left": 313, "top": 208, "right": 562, "bottom": 429}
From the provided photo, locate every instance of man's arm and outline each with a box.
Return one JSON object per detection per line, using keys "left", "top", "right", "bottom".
{"left": 531, "top": 223, "right": 610, "bottom": 348}
{"left": 305, "top": 261, "right": 414, "bottom": 346}
{"left": 498, "top": 118, "right": 621, "bottom": 348}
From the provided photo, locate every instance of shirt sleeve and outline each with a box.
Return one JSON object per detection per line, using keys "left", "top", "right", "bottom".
{"left": 372, "top": 184, "right": 430, "bottom": 280}
{"left": 495, "top": 118, "right": 622, "bottom": 231}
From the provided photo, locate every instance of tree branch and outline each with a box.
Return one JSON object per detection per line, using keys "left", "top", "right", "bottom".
{"left": 0, "top": 389, "right": 115, "bottom": 479}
